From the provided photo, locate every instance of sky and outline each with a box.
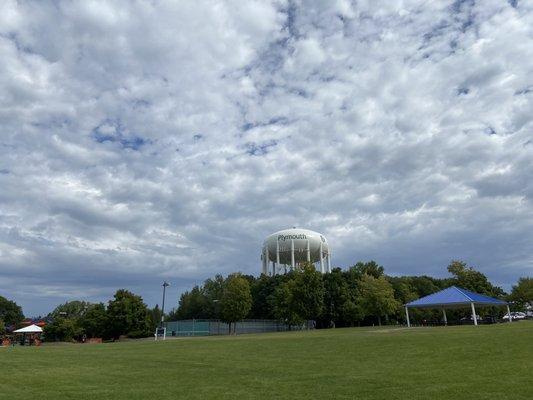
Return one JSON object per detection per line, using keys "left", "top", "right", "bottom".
{"left": 0, "top": 0, "right": 532, "bottom": 317}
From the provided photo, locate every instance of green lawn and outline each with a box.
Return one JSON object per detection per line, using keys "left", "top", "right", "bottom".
{"left": 2, "top": 322, "right": 532, "bottom": 399}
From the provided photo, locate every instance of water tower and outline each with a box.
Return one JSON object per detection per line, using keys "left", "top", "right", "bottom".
{"left": 261, "top": 228, "right": 331, "bottom": 275}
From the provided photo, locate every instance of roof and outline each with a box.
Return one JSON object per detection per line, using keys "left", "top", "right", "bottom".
{"left": 13, "top": 324, "right": 43, "bottom": 333}
{"left": 406, "top": 286, "right": 508, "bottom": 308}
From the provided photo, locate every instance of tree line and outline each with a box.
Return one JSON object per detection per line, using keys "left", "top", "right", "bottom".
{"left": 1, "top": 260, "right": 532, "bottom": 340}
{"left": 169, "top": 260, "right": 532, "bottom": 329}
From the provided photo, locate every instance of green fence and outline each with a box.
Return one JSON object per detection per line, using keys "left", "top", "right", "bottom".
{"left": 164, "top": 319, "right": 313, "bottom": 336}
{"left": 164, "top": 320, "right": 210, "bottom": 336}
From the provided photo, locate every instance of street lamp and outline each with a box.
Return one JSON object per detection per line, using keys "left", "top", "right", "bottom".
{"left": 161, "top": 281, "right": 170, "bottom": 327}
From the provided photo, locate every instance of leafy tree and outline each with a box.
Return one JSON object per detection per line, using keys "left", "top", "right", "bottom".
{"left": 48, "top": 300, "right": 91, "bottom": 320}
{"left": 409, "top": 276, "right": 444, "bottom": 297}
{"left": 272, "top": 281, "right": 304, "bottom": 327}
{"left": 107, "top": 289, "right": 152, "bottom": 339}
{"left": 322, "top": 267, "right": 349, "bottom": 326}
{"left": 149, "top": 304, "right": 163, "bottom": 330}
{"left": 220, "top": 274, "right": 252, "bottom": 334}
{"left": 341, "top": 300, "right": 360, "bottom": 326}
{"left": 79, "top": 303, "right": 108, "bottom": 338}
{"left": 356, "top": 274, "right": 398, "bottom": 326}
{"left": 289, "top": 262, "right": 325, "bottom": 323}
{"left": 203, "top": 275, "right": 226, "bottom": 318}
{"left": 43, "top": 317, "right": 82, "bottom": 341}
{"left": 0, "top": 319, "right": 5, "bottom": 335}
{"left": 349, "top": 261, "right": 385, "bottom": 279}
{"left": 509, "top": 277, "right": 533, "bottom": 310}
{"left": 447, "top": 260, "right": 505, "bottom": 297}
{"left": 175, "top": 286, "right": 209, "bottom": 319}
{"left": 0, "top": 295, "right": 24, "bottom": 326}
{"left": 250, "top": 274, "right": 289, "bottom": 319}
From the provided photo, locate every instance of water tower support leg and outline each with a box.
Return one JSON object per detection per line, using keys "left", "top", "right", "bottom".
{"left": 319, "top": 242, "right": 324, "bottom": 274}
{"left": 327, "top": 254, "right": 331, "bottom": 273}
{"left": 276, "top": 240, "right": 280, "bottom": 268}
{"left": 266, "top": 246, "right": 270, "bottom": 276}
{"left": 291, "top": 239, "right": 295, "bottom": 270}
{"left": 306, "top": 240, "right": 310, "bottom": 262}
{"left": 262, "top": 249, "right": 267, "bottom": 275}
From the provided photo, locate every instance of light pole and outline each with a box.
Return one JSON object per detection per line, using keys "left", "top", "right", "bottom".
{"left": 161, "top": 281, "right": 170, "bottom": 327}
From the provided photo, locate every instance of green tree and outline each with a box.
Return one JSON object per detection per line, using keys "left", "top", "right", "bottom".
{"left": 0, "top": 295, "right": 24, "bottom": 326}
{"left": 250, "top": 274, "right": 289, "bottom": 319}
{"left": 175, "top": 286, "right": 209, "bottom": 319}
{"left": 447, "top": 260, "right": 505, "bottom": 297}
{"left": 203, "top": 275, "right": 226, "bottom": 318}
{"left": 290, "top": 262, "right": 325, "bottom": 323}
{"left": 43, "top": 317, "right": 82, "bottom": 342}
{"left": 149, "top": 304, "right": 162, "bottom": 330}
{"left": 272, "top": 280, "right": 304, "bottom": 327}
{"left": 48, "top": 300, "right": 91, "bottom": 320}
{"left": 220, "top": 274, "right": 252, "bottom": 334}
{"left": 350, "top": 261, "right": 385, "bottom": 279}
{"left": 79, "top": 303, "right": 108, "bottom": 338}
{"left": 0, "top": 319, "right": 5, "bottom": 335}
{"left": 322, "top": 267, "right": 349, "bottom": 326}
{"left": 509, "top": 277, "right": 533, "bottom": 310}
{"left": 107, "top": 289, "right": 152, "bottom": 339}
{"left": 356, "top": 274, "right": 398, "bottom": 326}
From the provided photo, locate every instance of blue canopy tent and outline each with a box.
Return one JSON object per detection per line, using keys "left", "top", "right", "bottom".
{"left": 405, "top": 286, "right": 511, "bottom": 327}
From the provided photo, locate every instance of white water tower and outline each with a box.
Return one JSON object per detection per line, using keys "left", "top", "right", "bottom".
{"left": 261, "top": 228, "right": 331, "bottom": 275}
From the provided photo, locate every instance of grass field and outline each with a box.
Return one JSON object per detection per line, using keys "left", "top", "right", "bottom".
{"left": 2, "top": 322, "right": 532, "bottom": 399}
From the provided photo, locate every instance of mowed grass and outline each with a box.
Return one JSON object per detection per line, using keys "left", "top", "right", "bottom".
{"left": 2, "top": 322, "right": 532, "bottom": 399}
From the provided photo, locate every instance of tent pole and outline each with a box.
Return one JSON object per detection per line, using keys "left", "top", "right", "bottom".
{"left": 507, "top": 304, "right": 512, "bottom": 323}
{"left": 442, "top": 308, "right": 448, "bottom": 326}
{"left": 405, "top": 306, "right": 411, "bottom": 328}
{"left": 470, "top": 302, "right": 478, "bottom": 326}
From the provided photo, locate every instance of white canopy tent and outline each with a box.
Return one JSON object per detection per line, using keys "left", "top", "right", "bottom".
{"left": 13, "top": 324, "right": 43, "bottom": 333}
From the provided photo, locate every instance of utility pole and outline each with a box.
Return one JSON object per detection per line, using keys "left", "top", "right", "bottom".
{"left": 161, "top": 281, "right": 170, "bottom": 327}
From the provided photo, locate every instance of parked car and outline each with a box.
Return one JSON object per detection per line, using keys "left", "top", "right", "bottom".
{"left": 514, "top": 312, "right": 526, "bottom": 320}
{"left": 503, "top": 312, "right": 526, "bottom": 320}
{"left": 460, "top": 315, "right": 482, "bottom": 321}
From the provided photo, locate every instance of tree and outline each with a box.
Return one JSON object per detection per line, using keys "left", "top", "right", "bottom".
{"left": 322, "top": 267, "right": 348, "bottom": 327}
{"left": 356, "top": 274, "right": 398, "bottom": 326}
{"left": 107, "top": 289, "right": 152, "bottom": 339}
{"left": 149, "top": 304, "right": 162, "bottom": 331}
{"left": 289, "top": 262, "right": 325, "bottom": 323}
{"left": 220, "top": 274, "right": 252, "bottom": 334}
{"left": 0, "top": 295, "right": 24, "bottom": 326}
{"left": 175, "top": 286, "right": 209, "bottom": 319}
{"left": 203, "top": 275, "right": 226, "bottom": 318}
{"left": 48, "top": 300, "right": 91, "bottom": 320}
{"left": 79, "top": 303, "right": 108, "bottom": 339}
{"left": 509, "top": 277, "right": 533, "bottom": 310}
{"left": 250, "top": 274, "right": 288, "bottom": 319}
{"left": 349, "top": 261, "right": 385, "bottom": 279}
{"left": 272, "top": 281, "right": 304, "bottom": 328}
{"left": 0, "top": 319, "right": 5, "bottom": 335}
{"left": 447, "top": 260, "right": 505, "bottom": 297}
{"left": 43, "top": 317, "right": 82, "bottom": 341}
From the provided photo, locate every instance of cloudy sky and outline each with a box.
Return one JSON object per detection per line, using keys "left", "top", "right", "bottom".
{"left": 1, "top": 0, "right": 532, "bottom": 316}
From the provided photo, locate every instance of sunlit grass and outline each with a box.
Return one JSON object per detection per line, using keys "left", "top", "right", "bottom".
{"left": 2, "top": 321, "right": 531, "bottom": 399}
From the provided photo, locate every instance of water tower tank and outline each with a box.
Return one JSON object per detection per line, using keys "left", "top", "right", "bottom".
{"left": 261, "top": 228, "right": 331, "bottom": 275}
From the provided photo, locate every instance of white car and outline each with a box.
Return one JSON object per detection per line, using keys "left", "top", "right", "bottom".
{"left": 514, "top": 312, "right": 526, "bottom": 320}
{"left": 503, "top": 312, "right": 526, "bottom": 320}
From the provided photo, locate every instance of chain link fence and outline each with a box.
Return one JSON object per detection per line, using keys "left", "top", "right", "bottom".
{"left": 164, "top": 319, "right": 314, "bottom": 336}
